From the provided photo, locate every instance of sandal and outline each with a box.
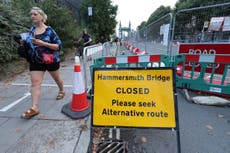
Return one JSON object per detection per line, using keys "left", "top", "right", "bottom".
{"left": 56, "top": 91, "right": 65, "bottom": 100}
{"left": 21, "top": 108, "right": 39, "bottom": 119}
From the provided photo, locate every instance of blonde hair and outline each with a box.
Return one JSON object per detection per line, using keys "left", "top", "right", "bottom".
{"left": 30, "top": 7, "right": 47, "bottom": 23}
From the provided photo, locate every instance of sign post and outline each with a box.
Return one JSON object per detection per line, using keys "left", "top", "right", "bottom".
{"left": 91, "top": 67, "right": 181, "bottom": 152}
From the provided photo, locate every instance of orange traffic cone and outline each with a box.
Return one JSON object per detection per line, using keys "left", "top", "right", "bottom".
{"left": 62, "top": 56, "right": 90, "bottom": 119}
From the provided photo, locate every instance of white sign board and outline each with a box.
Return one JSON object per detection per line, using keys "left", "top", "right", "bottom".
{"left": 208, "top": 17, "right": 224, "bottom": 31}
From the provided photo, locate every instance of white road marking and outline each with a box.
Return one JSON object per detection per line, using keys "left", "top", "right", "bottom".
{"left": 0, "top": 83, "right": 73, "bottom": 112}
{"left": 0, "top": 92, "right": 31, "bottom": 112}
{"left": 11, "top": 83, "right": 73, "bottom": 87}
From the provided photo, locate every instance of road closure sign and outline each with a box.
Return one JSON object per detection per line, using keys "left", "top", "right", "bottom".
{"left": 92, "top": 68, "right": 177, "bottom": 128}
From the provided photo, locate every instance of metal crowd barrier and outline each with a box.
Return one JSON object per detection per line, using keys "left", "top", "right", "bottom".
{"left": 82, "top": 42, "right": 122, "bottom": 95}
{"left": 102, "top": 42, "right": 120, "bottom": 57}
{"left": 82, "top": 43, "right": 103, "bottom": 93}
{"left": 174, "top": 54, "right": 230, "bottom": 96}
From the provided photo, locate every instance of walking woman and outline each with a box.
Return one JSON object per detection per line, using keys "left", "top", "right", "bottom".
{"left": 21, "top": 7, "right": 65, "bottom": 119}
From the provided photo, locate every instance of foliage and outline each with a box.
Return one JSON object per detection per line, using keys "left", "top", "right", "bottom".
{"left": 38, "top": 0, "right": 79, "bottom": 48}
{"left": 0, "top": 2, "right": 29, "bottom": 63}
{"left": 80, "top": 0, "right": 118, "bottom": 42}
{"left": 137, "top": 0, "right": 230, "bottom": 30}
{"left": 146, "top": 6, "right": 172, "bottom": 26}
{"left": 174, "top": 0, "right": 230, "bottom": 12}
{"left": 0, "top": 0, "right": 79, "bottom": 64}
{"left": 137, "top": 5, "right": 171, "bottom": 31}
{"left": 137, "top": 21, "right": 147, "bottom": 31}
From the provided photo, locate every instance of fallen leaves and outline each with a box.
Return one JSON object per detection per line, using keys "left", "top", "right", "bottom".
{"left": 140, "top": 136, "right": 147, "bottom": 143}
{"left": 14, "top": 127, "right": 21, "bottom": 133}
{"left": 39, "top": 114, "right": 46, "bottom": 119}
{"left": 206, "top": 125, "right": 213, "bottom": 130}
{"left": 217, "top": 114, "right": 224, "bottom": 118}
{"left": 92, "top": 128, "right": 104, "bottom": 153}
{"left": 226, "top": 132, "right": 230, "bottom": 136}
{"left": 48, "top": 138, "right": 56, "bottom": 148}
{"left": 80, "top": 124, "right": 88, "bottom": 131}
{"left": 93, "top": 128, "right": 104, "bottom": 139}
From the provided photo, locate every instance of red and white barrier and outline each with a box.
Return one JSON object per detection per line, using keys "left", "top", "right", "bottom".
{"left": 184, "top": 54, "right": 230, "bottom": 63}
{"left": 103, "top": 55, "right": 162, "bottom": 65}
{"left": 176, "top": 54, "right": 230, "bottom": 85}
{"left": 124, "top": 42, "right": 148, "bottom": 55}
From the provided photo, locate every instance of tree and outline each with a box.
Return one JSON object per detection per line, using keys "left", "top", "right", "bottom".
{"left": 174, "top": 0, "right": 230, "bottom": 12}
{"left": 40, "top": 0, "right": 79, "bottom": 48}
{"left": 137, "top": 21, "right": 147, "bottom": 30}
{"left": 146, "top": 6, "right": 172, "bottom": 26}
{"left": 12, "top": 0, "right": 79, "bottom": 48}
{"left": 80, "top": 0, "right": 118, "bottom": 42}
{"left": 137, "top": 5, "right": 172, "bottom": 42}
{"left": 0, "top": 0, "right": 79, "bottom": 64}
{"left": 0, "top": 1, "right": 30, "bottom": 63}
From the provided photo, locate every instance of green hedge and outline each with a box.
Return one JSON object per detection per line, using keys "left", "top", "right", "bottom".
{"left": 0, "top": 0, "right": 80, "bottom": 64}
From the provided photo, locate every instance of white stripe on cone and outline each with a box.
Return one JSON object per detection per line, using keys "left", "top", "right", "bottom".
{"left": 73, "top": 56, "right": 85, "bottom": 94}
{"left": 73, "top": 72, "right": 85, "bottom": 94}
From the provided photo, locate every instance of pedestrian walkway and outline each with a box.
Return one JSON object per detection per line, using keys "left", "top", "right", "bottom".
{"left": 0, "top": 58, "right": 90, "bottom": 153}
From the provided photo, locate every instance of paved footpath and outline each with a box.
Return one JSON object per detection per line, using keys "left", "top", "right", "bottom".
{"left": 0, "top": 58, "right": 90, "bottom": 153}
